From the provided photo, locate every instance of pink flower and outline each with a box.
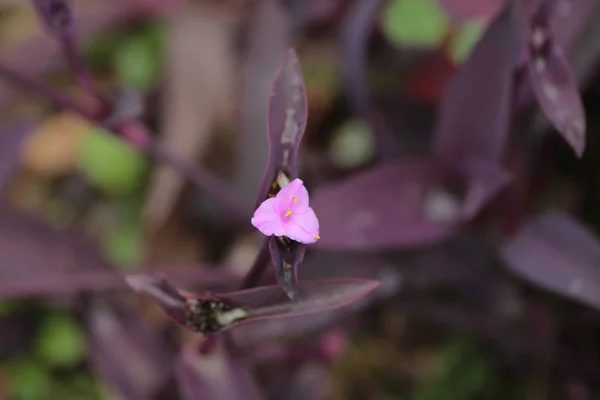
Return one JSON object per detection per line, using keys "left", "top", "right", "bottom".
{"left": 251, "top": 178, "right": 320, "bottom": 244}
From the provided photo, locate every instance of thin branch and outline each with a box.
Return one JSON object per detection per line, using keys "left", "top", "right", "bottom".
{"left": 0, "top": 62, "right": 96, "bottom": 119}
{"left": 61, "top": 35, "right": 108, "bottom": 104}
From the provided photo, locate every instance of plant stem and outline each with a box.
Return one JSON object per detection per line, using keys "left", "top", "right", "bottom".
{"left": 0, "top": 61, "right": 96, "bottom": 120}
{"left": 61, "top": 35, "right": 108, "bottom": 106}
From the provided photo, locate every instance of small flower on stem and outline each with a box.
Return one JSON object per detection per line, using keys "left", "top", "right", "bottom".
{"left": 251, "top": 178, "right": 320, "bottom": 244}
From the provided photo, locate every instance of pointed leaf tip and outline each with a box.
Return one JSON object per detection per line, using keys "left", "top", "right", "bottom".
{"left": 125, "top": 274, "right": 187, "bottom": 324}
{"left": 525, "top": 1, "right": 587, "bottom": 157}
{"left": 256, "top": 48, "right": 308, "bottom": 207}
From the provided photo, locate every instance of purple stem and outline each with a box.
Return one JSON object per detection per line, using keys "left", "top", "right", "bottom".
{"left": 61, "top": 35, "right": 108, "bottom": 105}
{"left": 0, "top": 61, "right": 97, "bottom": 120}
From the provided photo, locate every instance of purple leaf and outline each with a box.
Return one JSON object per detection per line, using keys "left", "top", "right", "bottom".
{"left": 455, "top": 158, "right": 511, "bottom": 220}
{"left": 500, "top": 211, "right": 600, "bottom": 310}
{"left": 255, "top": 49, "right": 308, "bottom": 207}
{"left": 254, "top": 49, "right": 309, "bottom": 299}
{"left": 0, "top": 206, "right": 109, "bottom": 277}
{"left": 432, "top": 1, "right": 518, "bottom": 162}
{"left": 0, "top": 123, "right": 33, "bottom": 192}
{"left": 32, "top": 0, "right": 75, "bottom": 37}
{"left": 176, "top": 343, "right": 265, "bottom": 400}
{"left": 230, "top": 252, "right": 395, "bottom": 349}
{"left": 125, "top": 275, "right": 188, "bottom": 325}
{"left": 84, "top": 300, "right": 171, "bottom": 400}
{"left": 311, "top": 158, "right": 508, "bottom": 251}
{"left": 524, "top": 0, "right": 586, "bottom": 156}
{"left": 0, "top": 266, "right": 237, "bottom": 299}
{"left": 126, "top": 274, "right": 380, "bottom": 334}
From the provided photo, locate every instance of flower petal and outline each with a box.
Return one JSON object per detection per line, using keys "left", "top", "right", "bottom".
{"left": 286, "top": 207, "right": 320, "bottom": 244}
{"left": 251, "top": 198, "right": 285, "bottom": 236}
{"left": 276, "top": 178, "right": 309, "bottom": 214}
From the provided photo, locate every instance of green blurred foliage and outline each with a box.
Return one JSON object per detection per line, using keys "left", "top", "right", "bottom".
{"left": 35, "top": 312, "right": 86, "bottom": 368}
{"left": 101, "top": 206, "right": 144, "bottom": 269}
{"left": 411, "top": 338, "right": 501, "bottom": 400}
{"left": 113, "top": 22, "right": 166, "bottom": 90}
{"left": 0, "top": 301, "right": 18, "bottom": 317}
{"left": 6, "top": 359, "right": 101, "bottom": 400}
{"left": 380, "top": 0, "right": 450, "bottom": 50}
{"left": 329, "top": 119, "right": 375, "bottom": 169}
{"left": 84, "top": 20, "right": 166, "bottom": 91}
{"left": 6, "top": 361, "right": 52, "bottom": 400}
{"left": 77, "top": 127, "right": 149, "bottom": 197}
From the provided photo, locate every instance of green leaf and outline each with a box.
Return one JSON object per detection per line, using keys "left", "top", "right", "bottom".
{"left": 448, "top": 20, "right": 486, "bottom": 64}
{"left": 411, "top": 338, "right": 501, "bottom": 400}
{"left": 83, "top": 30, "right": 131, "bottom": 70}
{"left": 102, "top": 219, "right": 144, "bottom": 269}
{"left": 35, "top": 313, "right": 86, "bottom": 368}
{"left": 77, "top": 128, "right": 149, "bottom": 197}
{"left": 380, "top": 0, "right": 450, "bottom": 50}
{"left": 0, "top": 301, "right": 17, "bottom": 317}
{"left": 329, "top": 119, "right": 375, "bottom": 169}
{"left": 113, "top": 23, "right": 165, "bottom": 90}
{"left": 7, "top": 361, "right": 52, "bottom": 400}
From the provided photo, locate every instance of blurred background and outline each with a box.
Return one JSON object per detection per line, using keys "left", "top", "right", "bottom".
{"left": 0, "top": 0, "right": 600, "bottom": 399}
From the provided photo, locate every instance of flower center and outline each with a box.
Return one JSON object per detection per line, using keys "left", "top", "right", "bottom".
{"left": 285, "top": 208, "right": 292, "bottom": 217}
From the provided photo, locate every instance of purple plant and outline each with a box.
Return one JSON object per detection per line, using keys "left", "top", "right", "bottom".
{"left": 0, "top": 0, "right": 600, "bottom": 398}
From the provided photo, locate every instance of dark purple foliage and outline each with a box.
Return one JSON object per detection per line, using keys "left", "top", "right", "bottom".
{"left": 254, "top": 49, "right": 310, "bottom": 299}
{"left": 433, "top": 0, "right": 518, "bottom": 163}
{"left": 126, "top": 274, "right": 379, "bottom": 334}
{"left": 311, "top": 158, "right": 509, "bottom": 250}
{"left": 84, "top": 301, "right": 172, "bottom": 400}
{"left": 1, "top": 0, "right": 600, "bottom": 397}
{"left": 521, "top": 0, "right": 587, "bottom": 156}
{"left": 501, "top": 211, "right": 600, "bottom": 310}
{"left": 255, "top": 48, "right": 308, "bottom": 205}
{"left": 0, "top": 207, "right": 109, "bottom": 276}
{"left": 176, "top": 343, "right": 265, "bottom": 400}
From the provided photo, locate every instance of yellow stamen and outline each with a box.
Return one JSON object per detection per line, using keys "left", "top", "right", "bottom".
{"left": 285, "top": 208, "right": 292, "bottom": 217}
{"left": 314, "top": 235, "right": 320, "bottom": 240}
{"left": 290, "top": 195, "right": 299, "bottom": 203}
